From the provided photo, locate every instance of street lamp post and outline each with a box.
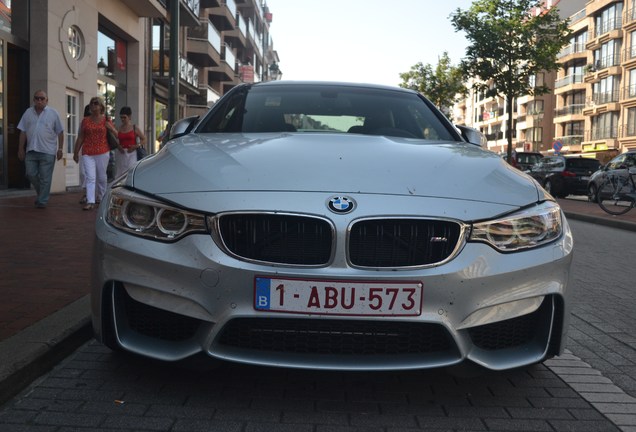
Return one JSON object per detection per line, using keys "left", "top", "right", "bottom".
{"left": 531, "top": 110, "right": 544, "bottom": 152}
{"left": 269, "top": 62, "right": 282, "bottom": 81}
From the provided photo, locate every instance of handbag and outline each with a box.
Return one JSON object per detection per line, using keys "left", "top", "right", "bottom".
{"left": 134, "top": 125, "right": 148, "bottom": 159}
{"left": 136, "top": 145, "right": 147, "bottom": 159}
{"left": 106, "top": 127, "right": 119, "bottom": 150}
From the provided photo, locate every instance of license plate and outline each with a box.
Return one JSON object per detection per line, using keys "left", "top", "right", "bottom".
{"left": 254, "top": 277, "right": 422, "bottom": 316}
{"left": 581, "top": 176, "right": 590, "bottom": 181}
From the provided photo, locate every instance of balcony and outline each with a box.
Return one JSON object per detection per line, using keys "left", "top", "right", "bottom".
{"left": 625, "top": 7, "right": 636, "bottom": 30}
{"left": 181, "top": 0, "right": 201, "bottom": 27}
{"left": 125, "top": 0, "right": 167, "bottom": 18}
{"left": 554, "top": 104, "right": 585, "bottom": 118}
{"left": 208, "top": 0, "right": 237, "bottom": 31}
{"left": 591, "top": 89, "right": 620, "bottom": 105}
{"left": 587, "top": 17, "right": 623, "bottom": 50}
{"left": 208, "top": 43, "right": 236, "bottom": 82}
{"left": 587, "top": 126, "right": 618, "bottom": 141}
{"left": 592, "top": 16, "right": 623, "bottom": 39}
{"left": 623, "top": 84, "right": 636, "bottom": 100}
{"left": 622, "top": 123, "right": 636, "bottom": 137}
{"left": 187, "top": 20, "right": 222, "bottom": 67}
{"left": 225, "top": 12, "right": 247, "bottom": 49}
{"left": 558, "top": 42, "right": 587, "bottom": 61}
{"left": 554, "top": 74, "right": 584, "bottom": 90}
{"left": 553, "top": 135, "right": 584, "bottom": 146}
{"left": 152, "top": 51, "right": 200, "bottom": 95}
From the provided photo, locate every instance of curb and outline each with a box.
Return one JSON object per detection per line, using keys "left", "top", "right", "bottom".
{"left": 0, "top": 295, "right": 92, "bottom": 406}
{"left": 563, "top": 210, "right": 636, "bottom": 232}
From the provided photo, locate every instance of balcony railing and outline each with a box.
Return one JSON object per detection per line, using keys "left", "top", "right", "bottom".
{"left": 555, "top": 104, "right": 585, "bottom": 117}
{"left": 591, "top": 89, "right": 620, "bottom": 105}
{"left": 570, "top": 8, "right": 586, "bottom": 24}
{"left": 224, "top": 0, "right": 237, "bottom": 18}
{"left": 237, "top": 13, "right": 247, "bottom": 38}
{"left": 183, "top": 0, "right": 200, "bottom": 16}
{"left": 625, "top": 123, "right": 636, "bottom": 137}
{"left": 555, "top": 74, "right": 584, "bottom": 89}
{"left": 597, "top": 53, "right": 621, "bottom": 69}
{"left": 558, "top": 42, "right": 587, "bottom": 58}
{"left": 222, "top": 43, "right": 236, "bottom": 69}
{"left": 626, "top": 7, "right": 636, "bottom": 25}
{"left": 179, "top": 56, "right": 199, "bottom": 87}
{"left": 553, "top": 135, "right": 584, "bottom": 146}
{"left": 588, "top": 126, "right": 618, "bottom": 141}
{"left": 486, "top": 131, "right": 504, "bottom": 141}
{"left": 189, "top": 20, "right": 221, "bottom": 53}
{"left": 593, "top": 16, "right": 622, "bottom": 38}
{"left": 623, "top": 84, "right": 636, "bottom": 99}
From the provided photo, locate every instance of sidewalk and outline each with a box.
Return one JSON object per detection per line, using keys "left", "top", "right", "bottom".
{"left": 0, "top": 190, "right": 635, "bottom": 406}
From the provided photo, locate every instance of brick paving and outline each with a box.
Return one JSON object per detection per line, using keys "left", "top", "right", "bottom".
{"left": 0, "top": 190, "right": 635, "bottom": 431}
{"left": 0, "top": 191, "right": 95, "bottom": 341}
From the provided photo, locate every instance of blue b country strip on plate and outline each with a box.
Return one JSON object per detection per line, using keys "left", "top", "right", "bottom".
{"left": 254, "top": 277, "right": 423, "bottom": 316}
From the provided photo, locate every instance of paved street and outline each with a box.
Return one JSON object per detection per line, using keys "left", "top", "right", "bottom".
{"left": 0, "top": 192, "right": 635, "bottom": 431}
{"left": 0, "top": 342, "right": 627, "bottom": 432}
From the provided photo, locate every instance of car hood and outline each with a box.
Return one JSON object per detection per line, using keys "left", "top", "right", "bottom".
{"left": 132, "top": 133, "right": 540, "bottom": 206}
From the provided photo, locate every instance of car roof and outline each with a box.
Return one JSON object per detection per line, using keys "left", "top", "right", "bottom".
{"left": 251, "top": 80, "right": 419, "bottom": 95}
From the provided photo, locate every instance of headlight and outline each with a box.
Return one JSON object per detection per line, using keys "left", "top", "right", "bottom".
{"left": 106, "top": 188, "right": 207, "bottom": 241}
{"left": 469, "top": 201, "right": 562, "bottom": 252}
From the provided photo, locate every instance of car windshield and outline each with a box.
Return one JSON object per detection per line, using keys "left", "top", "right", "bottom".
{"left": 566, "top": 158, "right": 600, "bottom": 170}
{"left": 197, "top": 84, "right": 458, "bottom": 141}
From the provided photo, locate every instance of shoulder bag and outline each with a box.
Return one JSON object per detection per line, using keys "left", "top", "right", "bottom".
{"left": 134, "top": 125, "right": 148, "bottom": 159}
{"left": 106, "top": 124, "right": 119, "bottom": 150}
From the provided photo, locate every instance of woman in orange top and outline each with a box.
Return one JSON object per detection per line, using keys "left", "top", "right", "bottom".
{"left": 115, "top": 106, "right": 146, "bottom": 178}
{"left": 73, "top": 96, "right": 118, "bottom": 210}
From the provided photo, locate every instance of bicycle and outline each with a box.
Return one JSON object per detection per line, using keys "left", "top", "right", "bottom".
{"left": 597, "top": 166, "right": 636, "bottom": 215}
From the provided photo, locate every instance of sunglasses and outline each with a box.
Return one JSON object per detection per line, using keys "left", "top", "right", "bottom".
{"left": 34, "top": 96, "right": 46, "bottom": 101}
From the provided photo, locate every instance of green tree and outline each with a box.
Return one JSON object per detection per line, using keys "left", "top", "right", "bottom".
{"left": 450, "top": 0, "right": 572, "bottom": 162}
{"left": 399, "top": 52, "right": 466, "bottom": 119}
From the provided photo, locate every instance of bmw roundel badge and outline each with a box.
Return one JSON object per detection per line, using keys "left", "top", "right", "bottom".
{"left": 327, "top": 196, "right": 355, "bottom": 214}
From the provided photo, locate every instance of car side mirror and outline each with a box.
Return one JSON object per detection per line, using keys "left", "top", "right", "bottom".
{"left": 456, "top": 125, "right": 487, "bottom": 147}
{"left": 167, "top": 116, "right": 199, "bottom": 142}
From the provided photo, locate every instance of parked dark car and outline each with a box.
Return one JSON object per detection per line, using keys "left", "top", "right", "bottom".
{"left": 587, "top": 150, "right": 636, "bottom": 202}
{"left": 529, "top": 155, "right": 601, "bottom": 198}
{"left": 502, "top": 151, "right": 544, "bottom": 171}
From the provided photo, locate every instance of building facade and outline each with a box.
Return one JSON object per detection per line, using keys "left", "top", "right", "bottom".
{"left": 453, "top": 0, "right": 636, "bottom": 163}
{"left": 0, "top": 0, "right": 279, "bottom": 193}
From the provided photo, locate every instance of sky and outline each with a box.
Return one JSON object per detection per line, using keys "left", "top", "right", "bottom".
{"left": 264, "top": 0, "right": 473, "bottom": 87}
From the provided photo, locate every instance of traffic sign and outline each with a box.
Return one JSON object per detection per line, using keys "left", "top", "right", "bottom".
{"left": 553, "top": 140, "right": 563, "bottom": 154}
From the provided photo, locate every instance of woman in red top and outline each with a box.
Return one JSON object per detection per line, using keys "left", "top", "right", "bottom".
{"left": 73, "top": 97, "right": 118, "bottom": 210}
{"left": 115, "top": 106, "right": 146, "bottom": 178}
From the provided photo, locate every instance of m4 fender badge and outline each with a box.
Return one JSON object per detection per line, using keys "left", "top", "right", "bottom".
{"left": 327, "top": 196, "right": 356, "bottom": 214}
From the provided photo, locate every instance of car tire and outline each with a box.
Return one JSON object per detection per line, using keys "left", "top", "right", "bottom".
{"left": 588, "top": 184, "right": 598, "bottom": 203}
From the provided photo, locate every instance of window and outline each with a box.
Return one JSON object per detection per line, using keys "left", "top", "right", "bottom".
{"left": 591, "top": 112, "right": 619, "bottom": 139}
{"left": 67, "top": 25, "right": 84, "bottom": 60}
{"left": 627, "top": 107, "right": 636, "bottom": 136}
{"left": 529, "top": 73, "right": 545, "bottom": 88}
{"left": 65, "top": 92, "right": 80, "bottom": 154}
{"left": 595, "top": 3, "right": 623, "bottom": 37}
{"left": 593, "top": 76, "right": 618, "bottom": 104}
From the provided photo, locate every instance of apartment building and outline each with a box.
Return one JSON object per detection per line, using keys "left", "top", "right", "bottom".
{"left": 0, "top": 0, "right": 280, "bottom": 193}
{"left": 453, "top": 0, "right": 636, "bottom": 164}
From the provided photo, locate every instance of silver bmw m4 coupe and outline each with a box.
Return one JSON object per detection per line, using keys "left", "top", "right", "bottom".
{"left": 92, "top": 81, "right": 573, "bottom": 371}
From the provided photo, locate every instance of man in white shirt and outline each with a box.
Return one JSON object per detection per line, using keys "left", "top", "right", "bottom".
{"left": 17, "top": 90, "right": 64, "bottom": 208}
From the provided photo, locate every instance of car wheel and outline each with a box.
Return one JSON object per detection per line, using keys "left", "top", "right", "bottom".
{"left": 588, "top": 184, "right": 598, "bottom": 203}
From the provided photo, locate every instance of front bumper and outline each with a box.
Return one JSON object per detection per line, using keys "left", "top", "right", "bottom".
{"left": 91, "top": 202, "right": 573, "bottom": 371}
